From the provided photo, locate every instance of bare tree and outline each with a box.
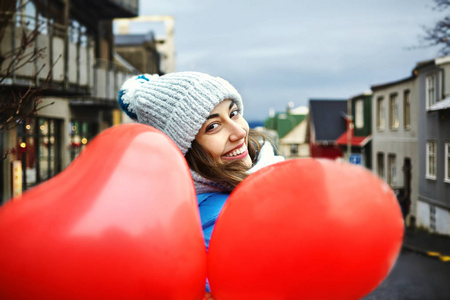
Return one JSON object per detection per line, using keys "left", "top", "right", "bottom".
{"left": 0, "top": 0, "right": 53, "bottom": 134}
{"left": 421, "top": 0, "right": 450, "bottom": 55}
{"left": 0, "top": 0, "right": 58, "bottom": 161}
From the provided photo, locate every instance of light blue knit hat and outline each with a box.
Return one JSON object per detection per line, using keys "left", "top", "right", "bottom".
{"left": 118, "top": 72, "right": 243, "bottom": 155}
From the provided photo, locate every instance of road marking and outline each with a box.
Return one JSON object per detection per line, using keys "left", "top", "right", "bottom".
{"left": 439, "top": 256, "right": 450, "bottom": 262}
{"left": 425, "top": 251, "right": 450, "bottom": 262}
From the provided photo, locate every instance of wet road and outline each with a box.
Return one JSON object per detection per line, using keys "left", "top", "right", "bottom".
{"left": 364, "top": 249, "right": 450, "bottom": 300}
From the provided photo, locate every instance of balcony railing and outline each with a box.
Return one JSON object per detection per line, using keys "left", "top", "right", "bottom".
{"left": 109, "top": 0, "right": 139, "bottom": 16}
{"left": 1, "top": 14, "right": 135, "bottom": 105}
{"left": 71, "top": 0, "right": 139, "bottom": 19}
{"left": 93, "top": 59, "right": 133, "bottom": 103}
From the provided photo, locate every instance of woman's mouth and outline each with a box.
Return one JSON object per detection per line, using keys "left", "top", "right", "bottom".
{"left": 222, "top": 143, "right": 248, "bottom": 160}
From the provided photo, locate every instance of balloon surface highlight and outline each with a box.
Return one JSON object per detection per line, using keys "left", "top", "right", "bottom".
{"left": 0, "top": 124, "right": 206, "bottom": 300}
{"left": 207, "top": 158, "right": 404, "bottom": 300}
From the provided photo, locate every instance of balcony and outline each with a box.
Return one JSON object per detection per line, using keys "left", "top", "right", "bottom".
{"left": 1, "top": 14, "right": 135, "bottom": 106}
{"left": 71, "top": 0, "right": 139, "bottom": 19}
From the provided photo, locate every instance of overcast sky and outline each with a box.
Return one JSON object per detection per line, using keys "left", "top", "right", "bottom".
{"left": 117, "top": 0, "right": 445, "bottom": 122}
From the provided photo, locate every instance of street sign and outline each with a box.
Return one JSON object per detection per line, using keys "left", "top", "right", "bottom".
{"left": 350, "top": 154, "right": 362, "bottom": 165}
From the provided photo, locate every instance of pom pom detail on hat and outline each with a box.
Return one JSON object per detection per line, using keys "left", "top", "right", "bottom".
{"left": 118, "top": 74, "right": 159, "bottom": 120}
{"left": 117, "top": 72, "right": 243, "bottom": 155}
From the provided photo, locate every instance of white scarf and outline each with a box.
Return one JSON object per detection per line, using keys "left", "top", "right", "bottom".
{"left": 191, "top": 142, "right": 285, "bottom": 194}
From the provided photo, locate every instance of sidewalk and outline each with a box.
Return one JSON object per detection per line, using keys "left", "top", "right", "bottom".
{"left": 402, "top": 227, "right": 450, "bottom": 262}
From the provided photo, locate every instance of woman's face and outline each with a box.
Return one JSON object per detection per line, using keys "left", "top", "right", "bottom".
{"left": 195, "top": 99, "right": 252, "bottom": 168}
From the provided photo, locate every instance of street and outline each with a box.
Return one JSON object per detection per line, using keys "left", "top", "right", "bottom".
{"left": 364, "top": 249, "right": 450, "bottom": 300}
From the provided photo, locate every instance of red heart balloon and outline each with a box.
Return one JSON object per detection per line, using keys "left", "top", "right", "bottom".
{"left": 208, "top": 158, "right": 404, "bottom": 300}
{"left": 0, "top": 124, "right": 206, "bottom": 300}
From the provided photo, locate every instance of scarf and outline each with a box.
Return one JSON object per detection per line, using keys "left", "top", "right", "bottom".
{"left": 191, "top": 142, "right": 285, "bottom": 194}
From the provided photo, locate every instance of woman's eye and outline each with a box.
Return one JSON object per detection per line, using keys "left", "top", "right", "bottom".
{"left": 230, "top": 109, "right": 240, "bottom": 118}
{"left": 206, "top": 123, "right": 219, "bottom": 132}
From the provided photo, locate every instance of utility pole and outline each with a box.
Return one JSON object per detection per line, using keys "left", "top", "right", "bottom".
{"left": 347, "top": 98, "right": 353, "bottom": 161}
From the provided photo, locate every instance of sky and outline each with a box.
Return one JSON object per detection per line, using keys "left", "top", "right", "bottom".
{"left": 116, "top": 0, "right": 446, "bottom": 122}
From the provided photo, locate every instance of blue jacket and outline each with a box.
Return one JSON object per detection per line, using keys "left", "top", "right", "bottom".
{"left": 197, "top": 192, "right": 229, "bottom": 250}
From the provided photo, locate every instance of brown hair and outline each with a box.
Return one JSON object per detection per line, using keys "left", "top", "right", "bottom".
{"left": 185, "top": 129, "right": 267, "bottom": 189}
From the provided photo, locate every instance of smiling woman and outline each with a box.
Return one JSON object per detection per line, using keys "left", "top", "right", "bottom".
{"left": 117, "top": 72, "right": 284, "bottom": 297}
{"left": 186, "top": 99, "right": 257, "bottom": 189}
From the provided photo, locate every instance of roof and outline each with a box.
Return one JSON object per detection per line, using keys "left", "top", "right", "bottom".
{"left": 264, "top": 108, "right": 307, "bottom": 139}
{"left": 349, "top": 90, "right": 372, "bottom": 101}
{"left": 279, "top": 119, "right": 308, "bottom": 144}
{"left": 336, "top": 128, "right": 372, "bottom": 147}
{"left": 309, "top": 99, "right": 347, "bottom": 142}
{"left": 428, "top": 96, "right": 450, "bottom": 111}
{"left": 113, "top": 52, "right": 138, "bottom": 73}
{"left": 290, "top": 106, "right": 309, "bottom": 115}
{"left": 115, "top": 32, "right": 155, "bottom": 46}
{"left": 415, "top": 59, "right": 435, "bottom": 69}
{"left": 371, "top": 74, "right": 415, "bottom": 91}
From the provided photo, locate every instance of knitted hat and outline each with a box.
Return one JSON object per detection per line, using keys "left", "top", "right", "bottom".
{"left": 117, "top": 72, "right": 243, "bottom": 155}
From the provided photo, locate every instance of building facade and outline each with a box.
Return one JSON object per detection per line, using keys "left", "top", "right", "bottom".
{"left": 371, "top": 74, "right": 418, "bottom": 225}
{"left": 114, "top": 31, "right": 161, "bottom": 75}
{"left": 114, "top": 16, "right": 176, "bottom": 75}
{"left": 0, "top": 0, "right": 139, "bottom": 203}
{"left": 336, "top": 92, "right": 373, "bottom": 169}
{"left": 278, "top": 107, "right": 310, "bottom": 159}
{"left": 307, "top": 99, "right": 347, "bottom": 159}
{"left": 415, "top": 56, "right": 450, "bottom": 235}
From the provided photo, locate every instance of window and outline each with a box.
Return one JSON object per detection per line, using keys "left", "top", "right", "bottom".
{"left": 389, "top": 93, "right": 399, "bottom": 129}
{"left": 404, "top": 90, "right": 411, "bottom": 130}
{"left": 445, "top": 143, "right": 450, "bottom": 183}
{"left": 16, "top": 117, "right": 61, "bottom": 190}
{"left": 388, "top": 154, "right": 397, "bottom": 186}
{"left": 290, "top": 144, "right": 299, "bottom": 156}
{"left": 426, "top": 74, "right": 436, "bottom": 109}
{"left": 377, "top": 152, "right": 385, "bottom": 179}
{"left": 24, "top": 0, "right": 36, "bottom": 30}
{"left": 69, "top": 20, "right": 80, "bottom": 44}
{"left": 355, "top": 99, "right": 364, "bottom": 129}
{"left": 426, "top": 141, "right": 437, "bottom": 180}
{"left": 376, "top": 97, "right": 385, "bottom": 130}
{"left": 70, "top": 120, "right": 98, "bottom": 161}
{"left": 15, "top": 0, "right": 64, "bottom": 36}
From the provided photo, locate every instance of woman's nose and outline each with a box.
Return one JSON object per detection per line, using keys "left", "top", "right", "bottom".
{"left": 228, "top": 121, "right": 246, "bottom": 142}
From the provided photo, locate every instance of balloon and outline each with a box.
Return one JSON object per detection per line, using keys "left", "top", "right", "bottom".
{"left": 208, "top": 158, "right": 404, "bottom": 300}
{"left": 0, "top": 124, "right": 206, "bottom": 300}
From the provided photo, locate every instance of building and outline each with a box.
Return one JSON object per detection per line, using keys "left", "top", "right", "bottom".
{"left": 114, "top": 31, "right": 161, "bottom": 75}
{"left": 415, "top": 56, "right": 450, "bottom": 235}
{"left": 115, "top": 16, "right": 176, "bottom": 75}
{"left": 277, "top": 106, "right": 309, "bottom": 159}
{"left": 0, "top": 0, "right": 139, "bottom": 203}
{"left": 264, "top": 105, "right": 309, "bottom": 158}
{"left": 370, "top": 73, "right": 418, "bottom": 225}
{"left": 307, "top": 99, "right": 347, "bottom": 159}
{"left": 336, "top": 92, "right": 372, "bottom": 169}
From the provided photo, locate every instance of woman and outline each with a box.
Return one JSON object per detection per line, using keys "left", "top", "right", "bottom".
{"left": 118, "top": 72, "right": 283, "bottom": 297}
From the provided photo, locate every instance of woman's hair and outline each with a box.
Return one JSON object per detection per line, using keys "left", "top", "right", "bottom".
{"left": 185, "top": 130, "right": 268, "bottom": 189}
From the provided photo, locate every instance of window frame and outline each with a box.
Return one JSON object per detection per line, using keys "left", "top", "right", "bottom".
{"left": 404, "top": 89, "right": 411, "bottom": 130}
{"left": 426, "top": 141, "right": 437, "bottom": 180}
{"left": 445, "top": 142, "right": 450, "bottom": 183}
{"left": 70, "top": 120, "right": 98, "bottom": 161}
{"left": 16, "top": 117, "right": 62, "bottom": 190}
{"left": 377, "top": 152, "right": 385, "bottom": 179}
{"left": 376, "top": 96, "right": 385, "bottom": 131}
{"left": 389, "top": 93, "right": 399, "bottom": 130}
{"left": 388, "top": 153, "right": 397, "bottom": 186}
{"left": 289, "top": 143, "right": 299, "bottom": 157}
{"left": 355, "top": 99, "right": 364, "bottom": 129}
{"left": 426, "top": 74, "right": 436, "bottom": 110}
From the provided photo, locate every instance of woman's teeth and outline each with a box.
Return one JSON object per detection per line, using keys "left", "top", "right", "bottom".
{"left": 225, "top": 144, "right": 246, "bottom": 157}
